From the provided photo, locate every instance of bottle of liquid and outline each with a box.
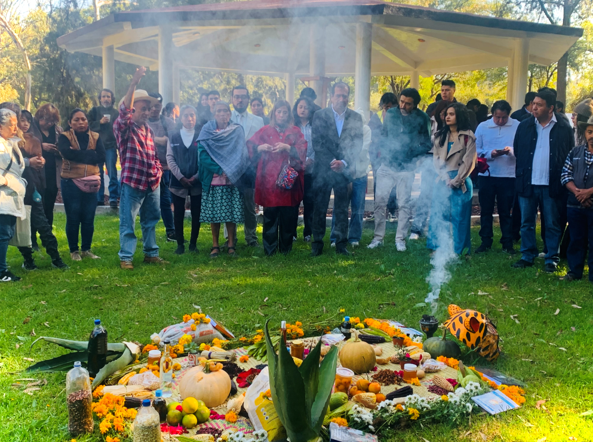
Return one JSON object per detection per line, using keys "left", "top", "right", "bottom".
{"left": 133, "top": 399, "right": 161, "bottom": 442}
{"left": 160, "top": 340, "right": 173, "bottom": 397}
{"left": 153, "top": 390, "right": 167, "bottom": 423}
{"left": 281, "top": 321, "right": 287, "bottom": 342}
{"left": 66, "top": 361, "right": 94, "bottom": 436}
{"left": 340, "top": 316, "right": 352, "bottom": 340}
{"left": 87, "top": 319, "right": 107, "bottom": 377}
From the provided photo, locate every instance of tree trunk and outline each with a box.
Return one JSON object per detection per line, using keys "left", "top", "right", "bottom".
{"left": 93, "top": 0, "right": 100, "bottom": 21}
{"left": 556, "top": 0, "right": 573, "bottom": 105}
{"left": 0, "top": 13, "right": 32, "bottom": 110}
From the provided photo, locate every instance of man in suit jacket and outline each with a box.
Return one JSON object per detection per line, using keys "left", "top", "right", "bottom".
{"left": 511, "top": 91, "right": 537, "bottom": 122}
{"left": 311, "top": 82, "right": 363, "bottom": 256}
{"left": 230, "top": 85, "right": 264, "bottom": 246}
{"left": 512, "top": 87, "right": 574, "bottom": 273}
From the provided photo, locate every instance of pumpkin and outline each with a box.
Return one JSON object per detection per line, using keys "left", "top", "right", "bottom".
{"left": 423, "top": 330, "right": 461, "bottom": 359}
{"left": 179, "top": 364, "right": 232, "bottom": 408}
{"left": 339, "top": 332, "right": 376, "bottom": 374}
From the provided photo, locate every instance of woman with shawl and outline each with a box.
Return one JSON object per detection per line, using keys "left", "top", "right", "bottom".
{"left": 198, "top": 101, "right": 249, "bottom": 258}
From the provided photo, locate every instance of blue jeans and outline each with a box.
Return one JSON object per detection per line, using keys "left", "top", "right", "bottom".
{"left": 160, "top": 170, "right": 175, "bottom": 236}
{"left": 118, "top": 183, "right": 161, "bottom": 262}
{"left": 61, "top": 179, "right": 98, "bottom": 253}
{"left": 566, "top": 207, "right": 593, "bottom": 280}
{"left": 0, "top": 214, "right": 16, "bottom": 272}
{"left": 427, "top": 172, "right": 473, "bottom": 255}
{"left": 98, "top": 148, "right": 120, "bottom": 203}
{"left": 330, "top": 176, "right": 367, "bottom": 243}
{"left": 412, "top": 155, "right": 437, "bottom": 235}
{"left": 519, "top": 186, "right": 562, "bottom": 265}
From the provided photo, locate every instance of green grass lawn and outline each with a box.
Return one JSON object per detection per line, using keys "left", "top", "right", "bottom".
{"left": 1, "top": 212, "right": 592, "bottom": 442}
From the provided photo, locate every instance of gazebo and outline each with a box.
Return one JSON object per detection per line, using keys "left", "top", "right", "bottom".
{"left": 57, "top": 0, "right": 582, "bottom": 113}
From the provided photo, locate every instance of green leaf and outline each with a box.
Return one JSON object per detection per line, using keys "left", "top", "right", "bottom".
{"left": 299, "top": 338, "right": 322, "bottom": 413}
{"left": 310, "top": 345, "right": 338, "bottom": 432}
{"left": 264, "top": 320, "right": 284, "bottom": 424}
{"left": 92, "top": 348, "right": 134, "bottom": 388}
{"left": 30, "top": 336, "right": 126, "bottom": 353}
{"left": 26, "top": 351, "right": 88, "bottom": 372}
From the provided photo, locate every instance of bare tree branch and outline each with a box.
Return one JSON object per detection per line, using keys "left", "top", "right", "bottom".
{"left": 537, "top": 0, "right": 557, "bottom": 24}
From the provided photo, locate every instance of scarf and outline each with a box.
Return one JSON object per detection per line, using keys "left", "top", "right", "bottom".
{"left": 197, "top": 120, "right": 248, "bottom": 185}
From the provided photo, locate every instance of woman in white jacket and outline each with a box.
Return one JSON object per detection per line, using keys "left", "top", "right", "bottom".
{"left": 0, "top": 109, "right": 27, "bottom": 282}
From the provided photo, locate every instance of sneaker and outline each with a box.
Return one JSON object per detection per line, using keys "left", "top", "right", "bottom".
{"left": 22, "top": 260, "right": 38, "bottom": 271}
{"left": 143, "top": 256, "right": 169, "bottom": 264}
{"left": 174, "top": 245, "right": 185, "bottom": 255}
{"left": 52, "top": 259, "right": 69, "bottom": 270}
{"left": 475, "top": 244, "right": 491, "bottom": 254}
{"left": 367, "top": 240, "right": 383, "bottom": 249}
{"left": 304, "top": 235, "right": 311, "bottom": 242}
{"left": 166, "top": 233, "right": 176, "bottom": 243}
{"left": 120, "top": 260, "right": 134, "bottom": 270}
{"left": 71, "top": 251, "right": 82, "bottom": 261}
{"left": 350, "top": 241, "right": 359, "bottom": 247}
{"left": 512, "top": 259, "right": 533, "bottom": 268}
{"left": 0, "top": 270, "right": 21, "bottom": 282}
{"left": 409, "top": 233, "right": 420, "bottom": 240}
{"left": 331, "top": 242, "right": 336, "bottom": 248}
{"left": 188, "top": 243, "right": 198, "bottom": 253}
{"left": 81, "top": 250, "right": 101, "bottom": 259}
{"left": 395, "top": 240, "right": 407, "bottom": 252}
{"left": 537, "top": 252, "right": 546, "bottom": 259}
{"left": 544, "top": 263, "right": 557, "bottom": 274}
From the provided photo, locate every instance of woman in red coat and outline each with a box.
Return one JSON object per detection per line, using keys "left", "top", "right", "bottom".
{"left": 248, "top": 100, "right": 307, "bottom": 255}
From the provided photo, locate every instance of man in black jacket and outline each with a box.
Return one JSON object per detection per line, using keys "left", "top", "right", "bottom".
{"left": 511, "top": 91, "right": 537, "bottom": 122}
{"left": 88, "top": 89, "right": 120, "bottom": 208}
{"left": 311, "top": 82, "right": 363, "bottom": 256}
{"left": 512, "top": 88, "right": 574, "bottom": 272}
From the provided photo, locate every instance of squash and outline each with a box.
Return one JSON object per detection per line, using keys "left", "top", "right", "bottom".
{"left": 423, "top": 330, "right": 461, "bottom": 359}
{"left": 179, "top": 364, "right": 232, "bottom": 408}
{"left": 339, "top": 332, "right": 376, "bottom": 374}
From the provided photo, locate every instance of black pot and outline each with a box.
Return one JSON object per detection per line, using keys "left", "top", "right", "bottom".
{"left": 419, "top": 318, "right": 439, "bottom": 338}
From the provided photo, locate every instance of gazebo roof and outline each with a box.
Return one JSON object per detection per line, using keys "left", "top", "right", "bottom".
{"left": 57, "top": 0, "right": 583, "bottom": 77}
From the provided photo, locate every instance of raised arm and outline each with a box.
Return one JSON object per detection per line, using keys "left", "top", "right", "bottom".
{"left": 123, "top": 67, "right": 147, "bottom": 110}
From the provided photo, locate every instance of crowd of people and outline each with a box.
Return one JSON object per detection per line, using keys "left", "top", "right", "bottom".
{"left": 1, "top": 66, "right": 593, "bottom": 285}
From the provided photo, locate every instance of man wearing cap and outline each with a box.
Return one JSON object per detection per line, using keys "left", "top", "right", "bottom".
{"left": 561, "top": 113, "right": 593, "bottom": 283}
{"left": 113, "top": 67, "right": 165, "bottom": 270}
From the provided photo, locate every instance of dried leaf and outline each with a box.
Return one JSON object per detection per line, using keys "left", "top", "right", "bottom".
{"left": 558, "top": 347, "right": 567, "bottom": 351}
{"left": 23, "top": 387, "right": 40, "bottom": 395}
{"left": 572, "top": 304, "right": 582, "bottom": 309}
{"left": 536, "top": 399, "right": 547, "bottom": 409}
{"left": 534, "top": 297, "right": 542, "bottom": 301}
{"left": 480, "top": 432, "right": 487, "bottom": 441}
{"left": 478, "top": 290, "right": 489, "bottom": 296}
{"left": 39, "top": 301, "right": 46, "bottom": 304}
{"left": 23, "top": 357, "right": 35, "bottom": 362}
{"left": 263, "top": 297, "right": 268, "bottom": 303}
{"left": 22, "top": 284, "right": 32, "bottom": 289}
{"left": 25, "top": 379, "right": 47, "bottom": 388}
{"left": 554, "top": 308, "right": 560, "bottom": 315}
{"left": 501, "top": 283, "right": 509, "bottom": 290}
{"left": 522, "top": 359, "right": 533, "bottom": 362}
{"left": 42, "top": 322, "right": 50, "bottom": 328}
{"left": 15, "top": 343, "right": 20, "bottom": 349}
{"left": 23, "top": 316, "right": 31, "bottom": 324}
{"left": 510, "top": 314, "right": 520, "bottom": 324}
{"left": 30, "top": 329, "right": 36, "bottom": 337}
{"left": 571, "top": 327, "right": 576, "bottom": 332}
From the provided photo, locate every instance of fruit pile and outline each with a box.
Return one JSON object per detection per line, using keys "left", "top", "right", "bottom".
{"left": 166, "top": 397, "right": 210, "bottom": 429}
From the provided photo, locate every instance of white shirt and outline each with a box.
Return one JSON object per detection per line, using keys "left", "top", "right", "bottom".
{"left": 475, "top": 118, "right": 519, "bottom": 178}
{"left": 180, "top": 127, "right": 195, "bottom": 148}
{"left": 532, "top": 114, "right": 557, "bottom": 186}
{"left": 231, "top": 110, "right": 264, "bottom": 141}
{"left": 332, "top": 105, "right": 346, "bottom": 137}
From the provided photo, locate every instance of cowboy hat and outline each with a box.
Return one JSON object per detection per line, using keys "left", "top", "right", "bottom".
{"left": 578, "top": 114, "right": 593, "bottom": 130}
{"left": 118, "top": 89, "right": 160, "bottom": 108}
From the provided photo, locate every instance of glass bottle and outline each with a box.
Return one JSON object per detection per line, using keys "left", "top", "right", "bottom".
{"left": 133, "top": 399, "right": 161, "bottom": 442}
{"left": 340, "top": 316, "right": 352, "bottom": 340}
{"left": 88, "top": 319, "right": 107, "bottom": 377}
{"left": 153, "top": 390, "right": 167, "bottom": 423}
{"left": 160, "top": 340, "right": 173, "bottom": 397}
{"left": 66, "top": 361, "right": 94, "bottom": 436}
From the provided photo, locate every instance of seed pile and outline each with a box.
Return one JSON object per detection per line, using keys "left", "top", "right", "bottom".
{"left": 67, "top": 389, "right": 93, "bottom": 435}
{"left": 372, "top": 369, "right": 403, "bottom": 385}
{"left": 133, "top": 422, "right": 160, "bottom": 442}
{"left": 427, "top": 385, "right": 450, "bottom": 396}
{"left": 197, "top": 427, "right": 224, "bottom": 439}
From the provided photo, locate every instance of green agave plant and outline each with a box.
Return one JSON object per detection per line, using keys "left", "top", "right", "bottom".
{"left": 265, "top": 320, "right": 338, "bottom": 442}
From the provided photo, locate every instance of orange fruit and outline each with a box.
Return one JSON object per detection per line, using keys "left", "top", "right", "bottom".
{"left": 376, "top": 393, "right": 386, "bottom": 403}
{"left": 368, "top": 382, "right": 381, "bottom": 394}
{"left": 349, "top": 386, "right": 360, "bottom": 397}
{"left": 356, "top": 379, "right": 370, "bottom": 392}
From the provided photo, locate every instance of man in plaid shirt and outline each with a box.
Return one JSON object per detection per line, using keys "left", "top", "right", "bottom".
{"left": 114, "top": 66, "right": 165, "bottom": 269}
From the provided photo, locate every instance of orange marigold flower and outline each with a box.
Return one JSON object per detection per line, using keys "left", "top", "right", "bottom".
{"left": 183, "top": 314, "right": 191, "bottom": 323}
{"left": 225, "top": 410, "right": 238, "bottom": 423}
{"left": 239, "top": 355, "right": 249, "bottom": 363}
{"left": 99, "top": 419, "right": 112, "bottom": 434}
{"left": 295, "top": 321, "right": 302, "bottom": 327}
{"left": 142, "top": 344, "right": 158, "bottom": 353}
{"left": 190, "top": 324, "right": 197, "bottom": 331}
{"left": 396, "top": 403, "right": 404, "bottom": 411}
{"left": 239, "top": 337, "right": 247, "bottom": 341}
{"left": 92, "top": 385, "right": 105, "bottom": 398}
{"left": 112, "top": 417, "right": 125, "bottom": 432}
{"left": 330, "top": 417, "right": 348, "bottom": 427}
{"left": 408, "top": 408, "right": 420, "bottom": 420}
{"left": 191, "top": 312, "right": 200, "bottom": 320}
{"left": 106, "top": 437, "right": 121, "bottom": 442}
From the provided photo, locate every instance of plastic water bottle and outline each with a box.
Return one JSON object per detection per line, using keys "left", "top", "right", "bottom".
{"left": 87, "top": 319, "right": 107, "bottom": 377}
{"left": 66, "top": 361, "right": 93, "bottom": 436}
{"left": 340, "top": 316, "right": 352, "bottom": 340}
{"left": 133, "top": 399, "right": 161, "bottom": 442}
{"left": 160, "top": 340, "right": 173, "bottom": 397}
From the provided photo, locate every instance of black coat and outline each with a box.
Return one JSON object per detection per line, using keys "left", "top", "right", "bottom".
{"left": 513, "top": 115, "right": 574, "bottom": 199}
{"left": 311, "top": 107, "right": 363, "bottom": 182}
{"left": 510, "top": 106, "right": 531, "bottom": 122}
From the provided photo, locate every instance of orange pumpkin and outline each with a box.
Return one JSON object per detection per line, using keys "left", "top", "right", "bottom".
{"left": 179, "top": 365, "right": 231, "bottom": 408}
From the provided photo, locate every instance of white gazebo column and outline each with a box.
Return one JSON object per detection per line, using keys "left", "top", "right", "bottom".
{"left": 158, "top": 26, "right": 174, "bottom": 104}
{"left": 511, "top": 39, "right": 529, "bottom": 112}
{"left": 506, "top": 57, "right": 515, "bottom": 104}
{"left": 354, "top": 22, "right": 372, "bottom": 117}
{"left": 310, "top": 24, "right": 326, "bottom": 107}
{"left": 172, "top": 65, "right": 180, "bottom": 104}
{"left": 410, "top": 70, "right": 420, "bottom": 90}
{"left": 285, "top": 72, "right": 295, "bottom": 104}
{"left": 102, "top": 44, "right": 115, "bottom": 91}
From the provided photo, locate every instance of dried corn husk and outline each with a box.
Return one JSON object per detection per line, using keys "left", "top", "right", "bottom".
{"left": 132, "top": 390, "right": 154, "bottom": 399}
{"left": 432, "top": 375, "right": 454, "bottom": 392}
{"left": 353, "top": 393, "right": 377, "bottom": 409}
{"left": 227, "top": 395, "right": 245, "bottom": 413}
{"left": 103, "top": 384, "right": 147, "bottom": 396}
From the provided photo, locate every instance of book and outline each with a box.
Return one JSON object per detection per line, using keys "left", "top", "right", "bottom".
{"left": 471, "top": 390, "right": 520, "bottom": 415}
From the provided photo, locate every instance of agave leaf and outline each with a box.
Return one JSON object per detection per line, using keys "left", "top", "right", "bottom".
{"left": 26, "top": 351, "right": 88, "bottom": 372}
{"left": 264, "top": 320, "right": 284, "bottom": 424}
{"left": 298, "top": 337, "right": 322, "bottom": 413}
{"left": 92, "top": 348, "right": 134, "bottom": 389}
{"left": 30, "top": 336, "right": 126, "bottom": 353}
{"left": 310, "top": 346, "right": 338, "bottom": 431}
{"left": 276, "top": 334, "right": 316, "bottom": 442}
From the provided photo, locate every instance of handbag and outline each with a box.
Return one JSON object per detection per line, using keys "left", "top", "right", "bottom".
{"left": 275, "top": 162, "right": 298, "bottom": 190}
{"left": 9, "top": 205, "right": 32, "bottom": 248}
{"left": 73, "top": 175, "right": 101, "bottom": 193}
